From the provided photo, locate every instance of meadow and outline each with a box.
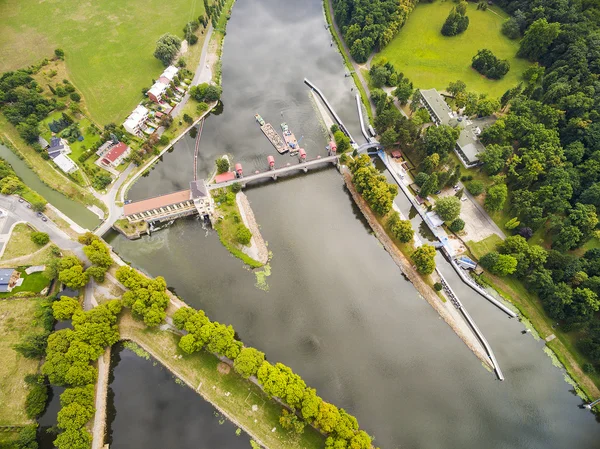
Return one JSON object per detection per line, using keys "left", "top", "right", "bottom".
{"left": 0, "top": 0, "right": 205, "bottom": 125}
{"left": 376, "top": 1, "right": 532, "bottom": 98}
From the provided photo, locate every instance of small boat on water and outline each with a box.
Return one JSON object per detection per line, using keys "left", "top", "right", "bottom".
{"left": 281, "top": 122, "right": 299, "bottom": 153}
{"left": 255, "top": 113, "right": 287, "bottom": 153}
{"left": 255, "top": 114, "right": 265, "bottom": 126}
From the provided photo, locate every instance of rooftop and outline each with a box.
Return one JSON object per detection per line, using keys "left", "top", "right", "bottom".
{"left": 53, "top": 153, "right": 77, "bottom": 173}
{"left": 214, "top": 172, "right": 236, "bottom": 184}
{"left": 148, "top": 81, "right": 168, "bottom": 97}
{"left": 124, "top": 189, "right": 192, "bottom": 216}
{"left": 190, "top": 179, "right": 209, "bottom": 199}
{"left": 161, "top": 65, "right": 179, "bottom": 82}
{"left": 420, "top": 88, "right": 452, "bottom": 124}
{"left": 456, "top": 117, "right": 496, "bottom": 165}
{"left": 0, "top": 268, "right": 14, "bottom": 285}
{"left": 96, "top": 140, "right": 114, "bottom": 155}
{"left": 38, "top": 136, "right": 49, "bottom": 148}
{"left": 102, "top": 142, "right": 130, "bottom": 163}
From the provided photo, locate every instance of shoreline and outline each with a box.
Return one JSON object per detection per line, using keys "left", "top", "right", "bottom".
{"left": 342, "top": 169, "right": 492, "bottom": 369}
{"left": 236, "top": 192, "right": 268, "bottom": 265}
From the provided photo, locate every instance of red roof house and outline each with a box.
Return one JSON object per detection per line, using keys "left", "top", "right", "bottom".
{"left": 101, "top": 142, "right": 131, "bottom": 167}
{"left": 214, "top": 171, "right": 236, "bottom": 184}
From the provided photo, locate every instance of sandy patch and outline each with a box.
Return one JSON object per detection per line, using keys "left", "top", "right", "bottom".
{"left": 217, "top": 362, "right": 231, "bottom": 375}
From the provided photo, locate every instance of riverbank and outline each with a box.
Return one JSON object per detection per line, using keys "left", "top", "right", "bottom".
{"left": 118, "top": 311, "right": 325, "bottom": 449}
{"left": 236, "top": 192, "right": 269, "bottom": 265}
{"left": 342, "top": 169, "right": 492, "bottom": 369}
{"left": 322, "top": 0, "right": 373, "bottom": 122}
{"left": 91, "top": 347, "right": 110, "bottom": 449}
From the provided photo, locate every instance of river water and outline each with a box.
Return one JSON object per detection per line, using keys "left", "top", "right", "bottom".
{"left": 0, "top": 144, "right": 100, "bottom": 229}
{"left": 106, "top": 0, "right": 600, "bottom": 447}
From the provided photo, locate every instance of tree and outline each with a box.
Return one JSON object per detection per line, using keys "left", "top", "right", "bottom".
{"left": 58, "top": 265, "right": 89, "bottom": 289}
{"left": 466, "top": 180, "right": 484, "bottom": 196}
{"left": 393, "top": 78, "right": 413, "bottom": 104}
{"left": 233, "top": 347, "right": 265, "bottom": 378}
{"left": 424, "top": 125, "right": 459, "bottom": 157}
{"left": 236, "top": 225, "right": 252, "bottom": 245}
{"left": 380, "top": 128, "right": 399, "bottom": 148}
{"left": 301, "top": 387, "right": 322, "bottom": 422}
{"left": 435, "top": 196, "right": 461, "bottom": 222}
{"left": 204, "top": 85, "right": 222, "bottom": 102}
{"left": 31, "top": 200, "right": 47, "bottom": 213}
{"left": 55, "top": 48, "right": 65, "bottom": 58}
{"left": 449, "top": 218, "right": 465, "bottom": 232}
{"left": 517, "top": 19, "right": 560, "bottom": 61}
{"left": 83, "top": 240, "right": 112, "bottom": 268}
{"left": 502, "top": 18, "right": 521, "bottom": 39}
{"left": 441, "top": 4, "right": 469, "bottom": 36}
{"left": 419, "top": 173, "right": 439, "bottom": 198}
{"left": 485, "top": 184, "right": 507, "bottom": 212}
{"left": 216, "top": 157, "right": 229, "bottom": 174}
{"left": 505, "top": 217, "right": 520, "bottom": 230}
{"left": 53, "top": 296, "right": 81, "bottom": 320}
{"left": 471, "top": 49, "right": 510, "bottom": 80}
{"left": 411, "top": 245, "right": 436, "bottom": 275}
{"left": 478, "top": 144, "right": 511, "bottom": 175}
{"left": 334, "top": 130, "right": 350, "bottom": 153}
{"left": 387, "top": 211, "right": 414, "bottom": 242}
{"left": 69, "top": 92, "right": 81, "bottom": 102}
{"left": 86, "top": 266, "right": 107, "bottom": 282}
{"left": 415, "top": 172, "right": 429, "bottom": 187}
{"left": 154, "top": 33, "right": 182, "bottom": 66}
{"left": 316, "top": 402, "right": 341, "bottom": 433}
{"left": 31, "top": 231, "right": 49, "bottom": 245}
{"left": 447, "top": 80, "right": 467, "bottom": 97}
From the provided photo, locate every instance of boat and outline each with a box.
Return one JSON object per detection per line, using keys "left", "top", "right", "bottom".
{"left": 255, "top": 114, "right": 265, "bottom": 127}
{"left": 281, "top": 122, "right": 299, "bottom": 153}
{"left": 255, "top": 114, "right": 287, "bottom": 153}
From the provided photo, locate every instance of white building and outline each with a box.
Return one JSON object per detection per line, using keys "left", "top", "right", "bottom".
{"left": 123, "top": 105, "right": 149, "bottom": 136}
{"left": 147, "top": 81, "right": 168, "bottom": 103}
{"left": 159, "top": 65, "right": 179, "bottom": 85}
{"left": 53, "top": 153, "right": 78, "bottom": 174}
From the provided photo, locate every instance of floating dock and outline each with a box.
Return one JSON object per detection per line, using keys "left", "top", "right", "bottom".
{"left": 281, "top": 122, "right": 299, "bottom": 154}
{"left": 255, "top": 114, "right": 287, "bottom": 154}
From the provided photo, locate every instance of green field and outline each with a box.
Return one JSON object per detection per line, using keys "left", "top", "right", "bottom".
{"left": 0, "top": 0, "right": 205, "bottom": 125}
{"left": 376, "top": 2, "right": 532, "bottom": 98}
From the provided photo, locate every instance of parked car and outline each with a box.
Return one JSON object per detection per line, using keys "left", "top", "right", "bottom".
{"left": 27, "top": 204, "right": 31, "bottom": 209}
{"left": 435, "top": 190, "right": 441, "bottom": 195}
{"left": 36, "top": 212, "right": 43, "bottom": 217}
{"left": 461, "top": 197, "right": 468, "bottom": 202}
{"left": 18, "top": 198, "right": 24, "bottom": 203}
{"left": 42, "top": 217, "right": 48, "bottom": 222}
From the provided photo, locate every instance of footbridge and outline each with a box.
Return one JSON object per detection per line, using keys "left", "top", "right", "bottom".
{"left": 304, "top": 78, "right": 355, "bottom": 144}
{"left": 210, "top": 154, "right": 340, "bottom": 190}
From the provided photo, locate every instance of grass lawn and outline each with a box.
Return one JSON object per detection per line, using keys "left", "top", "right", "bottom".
{"left": 0, "top": 244, "right": 59, "bottom": 269}
{"left": 119, "top": 312, "right": 325, "bottom": 449}
{"left": 376, "top": 2, "right": 532, "bottom": 98}
{"left": 0, "top": 269, "right": 51, "bottom": 300}
{"left": 466, "top": 234, "right": 502, "bottom": 259}
{"left": 0, "top": 298, "right": 44, "bottom": 426}
{"left": 1, "top": 224, "right": 43, "bottom": 261}
{"left": 0, "top": 0, "right": 206, "bottom": 125}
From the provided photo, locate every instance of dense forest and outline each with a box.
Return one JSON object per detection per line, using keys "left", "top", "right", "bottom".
{"left": 333, "top": 0, "right": 600, "bottom": 372}
{"left": 331, "top": 0, "right": 421, "bottom": 62}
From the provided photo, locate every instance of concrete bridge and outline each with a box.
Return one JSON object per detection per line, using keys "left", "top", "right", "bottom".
{"left": 209, "top": 154, "right": 340, "bottom": 190}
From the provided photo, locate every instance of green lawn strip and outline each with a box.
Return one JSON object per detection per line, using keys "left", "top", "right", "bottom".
{"left": 0, "top": 245, "right": 58, "bottom": 269}
{"left": 0, "top": 298, "right": 43, "bottom": 426}
{"left": 1, "top": 224, "right": 41, "bottom": 261}
{"left": 0, "top": 269, "right": 51, "bottom": 300}
{"left": 322, "top": 0, "right": 373, "bottom": 123}
{"left": 120, "top": 313, "right": 325, "bottom": 449}
{"left": 212, "top": 191, "right": 263, "bottom": 268}
{"left": 377, "top": 2, "right": 532, "bottom": 98}
{"left": 0, "top": 0, "right": 207, "bottom": 124}
{"left": 466, "top": 234, "right": 502, "bottom": 259}
{"left": 216, "top": 0, "right": 236, "bottom": 31}
{"left": 0, "top": 116, "right": 106, "bottom": 212}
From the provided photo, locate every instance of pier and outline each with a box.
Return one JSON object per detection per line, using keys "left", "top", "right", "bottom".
{"left": 304, "top": 78, "right": 355, "bottom": 144}
{"left": 355, "top": 93, "right": 374, "bottom": 143}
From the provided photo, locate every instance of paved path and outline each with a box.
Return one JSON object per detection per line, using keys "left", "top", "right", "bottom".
{"left": 171, "top": 23, "right": 214, "bottom": 118}
{"left": 94, "top": 163, "right": 135, "bottom": 237}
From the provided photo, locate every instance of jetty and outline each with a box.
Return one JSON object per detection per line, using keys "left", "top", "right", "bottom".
{"left": 256, "top": 115, "right": 287, "bottom": 154}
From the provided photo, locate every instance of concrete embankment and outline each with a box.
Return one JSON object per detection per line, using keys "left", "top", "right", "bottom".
{"left": 236, "top": 192, "right": 268, "bottom": 265}
{"left": 341, "top": 169, "right": 492, "bottom": 369}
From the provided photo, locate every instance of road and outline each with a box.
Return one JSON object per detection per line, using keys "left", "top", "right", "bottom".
{"left": 94, "top": 163, "right": 135, "bottom": 237}
{"left": 171, "top": 23, "right": 214, "bottom": 118}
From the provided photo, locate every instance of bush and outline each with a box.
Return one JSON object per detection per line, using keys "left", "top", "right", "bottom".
{"left": 69, "top": 92, "right": 81, "bottom": 102}
{"left": 197, "top": 102, "right": 209, "bottom": 113}
{"left": 449, "top": 218, "right": 465, "bottom": 232}
{"left": 55, "top": 48, "right": 65, "bottom": 58}
{"left": 25, "top": 376, "right": 48, "bottom": 419}
{"left": 183, "top": 113, "right": 193, "bottom": 124}
{"left": 52, "top": 296, "right": 81, "bottom": 320}
{"left": 434, "top": 283, "right": 443, "bottom": 292}
{"left": 216, "top": 157, "right": 229, "bottom": 174}
{"left": 236, "top": 225, "right": 252, "bottom": 245}
{"left": 230, "top": 183, "right": 241, "bottom": 193}
{"left": 583, "top": 363, "right": 596, "bottom": 374}
{"left": 467, "top": 180, "right": 484, "bottom": 196}
{"left": 31, "top": 231, "right": 50, "bottom": 245}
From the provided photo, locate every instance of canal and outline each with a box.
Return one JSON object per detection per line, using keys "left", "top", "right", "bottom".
{"left": 0, "top": 144, "right": 100, "bottom": 230}
{"left": 107, "top": 0, "right": 600, "bottom": 447}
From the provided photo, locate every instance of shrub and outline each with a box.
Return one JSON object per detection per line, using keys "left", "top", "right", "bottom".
{"left": 230, "top": 183, "right": 241, "bottom": 193}
{"left": 197, "top": 102, "right": 209, "bottom": 113}
{"left": 183, "top": 113, "right": 193, "bottom": 124}
{"left": 25, "top": 376, "right": 48, "bottom": 419}
{"left": 434, "top": 283, "right": 443, "bottom": 291}
{"left": 52, "top": 296, "right": 81, "bottom": 320}
{"left": 216, "top": 157, "right": 229, "bottom": 174}
{"left": 449, "top": 218, "right": 465, "bottom": 232}
{"left": 31, "top": 231, "right": 50, "bottom": 245}
{"left": 236, "top": 225, "right": 252, "bottom": 245}
{"left": 54, "top": 48, "right": 65, "bottom": 59}
{"left": 69, "top": 92, "right": 81, "bottom": 102}
{"left": 467, "top": 180, "right": 484, "bottom": 196}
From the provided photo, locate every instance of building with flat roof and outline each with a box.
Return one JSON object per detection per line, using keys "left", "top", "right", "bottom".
{"left": 123, "top": 105, "right": 149, "bottom": 136}
{"left": 147, "top": 81, "right": 168, "bottom": 103}
{"left": 419, "top": 88, "right": 494, "bottom": 168}
{"left": 159, "top": 65, "right": 179, "bottom": 85}
{"left": 53, "top": 153, "right": 78, "bottom": 174}
{"left": 0, "top": 268, "right": 18, "bottom": 292}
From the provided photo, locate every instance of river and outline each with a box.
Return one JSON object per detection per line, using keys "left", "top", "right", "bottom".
{"left": 0, "top": 144, "right": 100, "bottom": 229}
{"left": 106, "top": 0, "right": 600, "bottom": 447}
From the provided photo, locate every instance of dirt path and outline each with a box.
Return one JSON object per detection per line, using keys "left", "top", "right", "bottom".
{"left": 91, "top": 347, "right": 111, "bottom": 449}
